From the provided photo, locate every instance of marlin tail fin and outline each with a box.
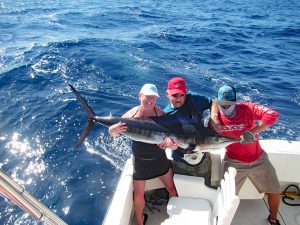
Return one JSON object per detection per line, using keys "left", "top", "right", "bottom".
{"left": 69, "top": 84, "right": 96, "bottom": 148}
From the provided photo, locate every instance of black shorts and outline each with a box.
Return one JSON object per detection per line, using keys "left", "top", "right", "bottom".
{"left": 133, "top": 155, "right": 172, "bottom": 180}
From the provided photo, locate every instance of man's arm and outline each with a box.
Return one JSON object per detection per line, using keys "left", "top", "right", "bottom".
{"left": 209, "top": 99, "right": 221, "bottom": 133}
{"left": 250, "top": 121, "right": 271, "bottom": 135}
{"left": 247, "top": 103, "right": 279, "bottom": 136}
{"left": 240, "top": 103, "right": 279, "bottom": 144}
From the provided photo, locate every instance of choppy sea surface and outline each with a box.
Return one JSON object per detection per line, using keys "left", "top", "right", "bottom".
{"left": 0, "top": 0, "right": 299, "bottom": 224}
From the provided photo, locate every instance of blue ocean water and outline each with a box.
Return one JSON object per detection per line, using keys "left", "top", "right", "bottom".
{"left": 0, "top": 0, "right": 299, "bottom": 224}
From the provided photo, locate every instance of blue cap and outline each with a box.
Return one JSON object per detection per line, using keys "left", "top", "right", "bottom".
{"left": 217, "top": 85, "right": 236, "bottom": 105}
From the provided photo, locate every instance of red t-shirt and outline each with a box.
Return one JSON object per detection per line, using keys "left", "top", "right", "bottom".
{"left": 219, "top": 102, "right": 280, "bottom": 163}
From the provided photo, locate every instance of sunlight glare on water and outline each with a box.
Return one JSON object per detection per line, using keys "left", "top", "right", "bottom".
{"left": 5, "top": 133, "right": 46, "bottom": 185}
{"left": 0, "top": 0, "right": 299, "bottom": 224}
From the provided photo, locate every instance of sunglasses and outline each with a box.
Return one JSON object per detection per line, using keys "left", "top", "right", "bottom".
{"left": 171, "top": 94, "right": 185, "bottom": 98}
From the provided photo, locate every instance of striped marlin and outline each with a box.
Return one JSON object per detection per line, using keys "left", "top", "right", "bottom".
{"left": 69, "top": 84, "right": 239, "bottom": 159}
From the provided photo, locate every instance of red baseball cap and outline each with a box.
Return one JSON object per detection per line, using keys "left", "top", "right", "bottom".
{"left": 167, "top": 77, "right": 187, "bottom": 95}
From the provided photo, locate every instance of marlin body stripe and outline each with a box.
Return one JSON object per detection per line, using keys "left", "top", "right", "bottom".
{"left": 69, "top": 84, "right": 239, "bottom": 152}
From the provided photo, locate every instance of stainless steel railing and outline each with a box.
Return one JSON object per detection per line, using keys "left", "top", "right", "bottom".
{"left": 0, "top": 169, "right": 67, "bottom": 225}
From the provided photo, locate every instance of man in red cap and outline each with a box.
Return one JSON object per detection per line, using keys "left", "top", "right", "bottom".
{"left": 163, "top": 77, "right": 220, "bottom": 187}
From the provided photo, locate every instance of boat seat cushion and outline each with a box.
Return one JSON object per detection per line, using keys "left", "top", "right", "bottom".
{"left": 164, "top": 197, "right": 212, "bottom": 225}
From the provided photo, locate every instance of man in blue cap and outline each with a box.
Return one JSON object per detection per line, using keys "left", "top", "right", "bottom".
{"left": 215, "top": 85, "right": 281, "bottom": 225}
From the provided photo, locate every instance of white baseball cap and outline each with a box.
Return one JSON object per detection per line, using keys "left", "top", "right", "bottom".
{"left": 139, "top": 84, "right": 159, "bottom": 97}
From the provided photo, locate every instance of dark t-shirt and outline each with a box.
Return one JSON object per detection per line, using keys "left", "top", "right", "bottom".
{"left": 164, "top": 91, "right": 212, "bottom": 163}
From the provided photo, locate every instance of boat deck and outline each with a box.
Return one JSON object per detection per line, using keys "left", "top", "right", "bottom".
{"left": 232, "top": 197, "right": 300, "bottom": 225}
{"left": 141, "top": 195, "right": 300, "bottom": 225}
{"left": 103, "top": 140, "right": 300, "bottom": 225}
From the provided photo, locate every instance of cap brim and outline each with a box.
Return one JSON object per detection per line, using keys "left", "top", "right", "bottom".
{"left": 141, "top": 91, "right": 159, "bottom": 97}
{"left": 216, "top": 100, "right": 236, "bottom": 106}
{"left": 168, "top": 89, "right": 186, "bottom": 95}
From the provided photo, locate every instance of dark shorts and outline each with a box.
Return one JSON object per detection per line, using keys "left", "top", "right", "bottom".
{"left": 224, "top": 151, "right": 281, "bottom": 194}
{"left": 172, "top": 153, "right": 212, "bottom": 187}
{"left": 133, "top": 155, "right": 172, "bottom": 180}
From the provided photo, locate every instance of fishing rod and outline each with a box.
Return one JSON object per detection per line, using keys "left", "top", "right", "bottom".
{"left": 0, "top": 169, "right": 67, "bottom": 225}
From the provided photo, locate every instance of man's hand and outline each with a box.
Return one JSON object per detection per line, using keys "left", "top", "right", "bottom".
{"left": 158, "top": 137, "right": 179, "bottom": 150}
{"left": 240, "top": 131, "right": 256, "bottom": 144}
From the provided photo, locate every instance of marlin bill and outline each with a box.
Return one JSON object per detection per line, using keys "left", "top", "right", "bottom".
{"left": 69, "top": 84, "right": 239, "bottom": 151}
